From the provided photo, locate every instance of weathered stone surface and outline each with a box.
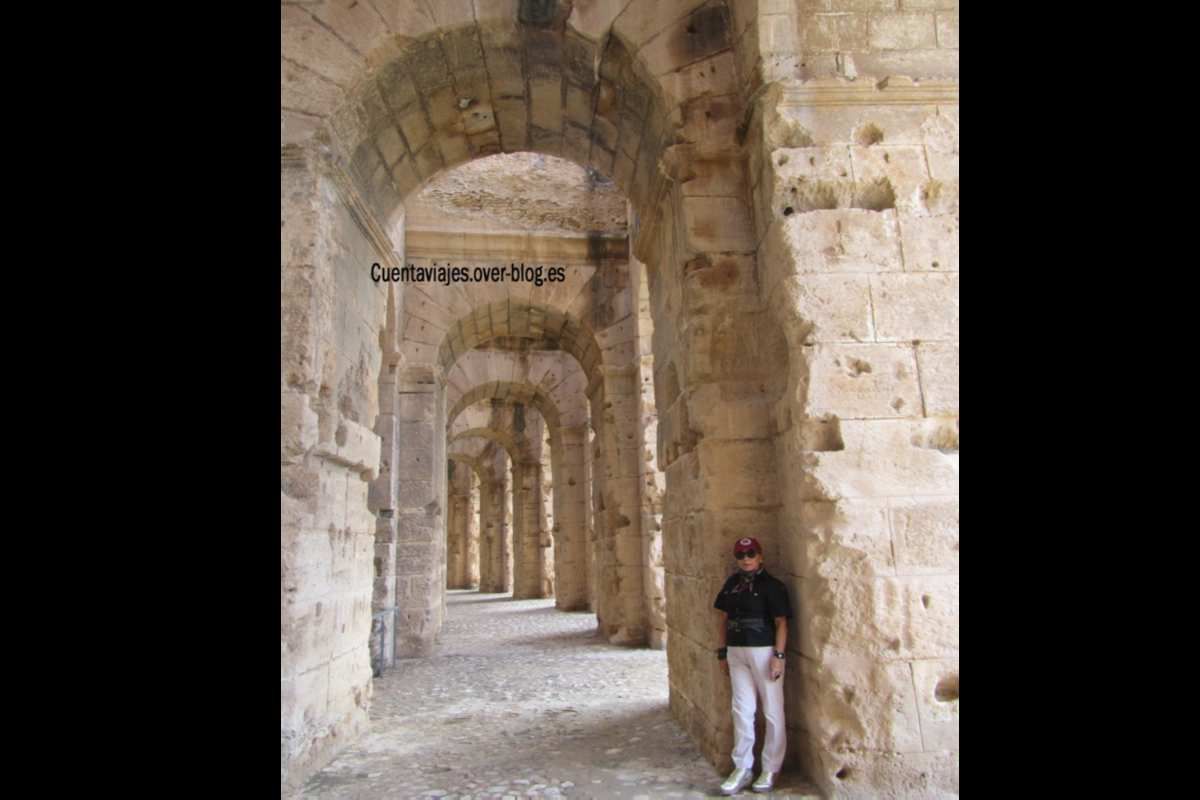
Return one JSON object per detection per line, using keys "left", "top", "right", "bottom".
{"left": 912, "top": 658, "right": 960, "bottom": 750}
{"left": 871, "top": 273, "right": 959, "bottom": 342}
{"left": 282, "top": 12, "right": 958, "bottom": 797}
{"left": 890, "top": 497, "right": 959, "bottom": 575}
{"left": 806, "top": 343, "right": 922, "bottom": 419}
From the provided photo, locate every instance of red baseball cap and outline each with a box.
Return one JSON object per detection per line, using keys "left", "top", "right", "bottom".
{"left": 733, "top": 537, "right": 762, "bottom": 556}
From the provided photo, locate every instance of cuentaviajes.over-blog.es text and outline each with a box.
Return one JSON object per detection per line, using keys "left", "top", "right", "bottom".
{"left": 371, "top": 261, "right": 566, "bottom": 287}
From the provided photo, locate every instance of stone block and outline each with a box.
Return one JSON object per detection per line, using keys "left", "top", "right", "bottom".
{"left": 800, "top": 12, "right": 867, "bottom": 52}
{"left": 912, "top": 658, "right": 959, "bottom": 750}
{"left": 849, "top": 144, "right": 927, "bottom": 213}
{"left": 697, "top": 439, "right": 780, "bottom": 509}
{"left": 681, "top": 197, "right": 755, "bottom": 253}
{"left": 800, "top": 419, "right": 958, "bottom": 498}
{"left": 865, "top": 574, "right": 958, "bottom": 659}
{"left": 567, "top": 0, "right": 628, "bottom": 42}
{"left": 413, "top": 142, "right": 444, "bottom": 181}
{"left": 281, "top": 392, "right": 320, "bottom": 463}
{"left": 915, "top": 342, "right": 957, "bottom": 416}
{"left": 807, "top": 343, "right": 922, "bottom": 419}
{"left": 375, "top": 126, "right": 406, "bottom": 168}
{"left": 565, "top": 85, "right": 593, "bottom": 128}
{"left": 898, "top": 214, "right": 957, "bottom": 272}
{"left": 637, "top": 3, "right": 731, "bottom": 77}
{"left": 680, "top": 157, "right": 748, "bottom": 199}
{"left": 315, "top": 416, "right": 382, "bottom": 477}
{"left": 530, "top": 77, "right": 563, "bottom": 132}
{"left": 685, "top": 387, "right": 773, "bottom": 440}
{"left": 771, "top": 209, "right": 902, "bottom": 274}
{"left": 391, "top": 155, "right": 420, "bottom": 199}
{"left": 281, "top": 4, "right": 365, "bottom": 87}
{"left": 871, "top": 273, "right": 958, "bottom": 342}
{"left": 869, "top": 12, "right": 937, "bottom": 50}
{"left": 493, "top": 99, "right": 528, "bottom": 151}
{"left": 772, "top": 273, "right": 873, "bottom": 343}
{"left": 823, "top": 749, "right": 959, "bottom": 799}
{"left": 658, "top": 51, "right": 738, "bottom": 108}
{"left": 786, "top": 497, "right": 894, "bottom": 579}
{"left": 760, "top": 13, "right": 798, "bottom": 53}
{"left": 436, "top": 133, "right": 471, "bottom": 168}
{"left": 935, "top": 12, "right": 958, "bottom": 48}
{"left": 441, "top": 25, "right": 485, "bottom": 71}
{"left": 890, "top": 498, "right": 958, "bottom": 575}
{"left": 398, "top": 106, "right": 431, "bottom": 153}
{"left": 280, "top": 664, "right": 329, "bottom": 730}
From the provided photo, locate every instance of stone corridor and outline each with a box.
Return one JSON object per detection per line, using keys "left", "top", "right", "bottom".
{"left": 295, "top": 590, "right": 820, "bottom": 800}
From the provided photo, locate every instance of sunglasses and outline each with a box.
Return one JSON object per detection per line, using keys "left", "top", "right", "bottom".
{"left": 735, "top": 550, "right": 758, "bottom": 559}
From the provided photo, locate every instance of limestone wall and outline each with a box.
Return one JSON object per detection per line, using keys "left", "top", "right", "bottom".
{"left": 752, "top": 78, "right": 960, "bottom": 799}
{"left": 281, "top": 147, "right": 390, "bottom": 788}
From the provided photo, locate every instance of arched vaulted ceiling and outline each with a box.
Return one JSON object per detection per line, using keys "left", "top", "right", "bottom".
{"left": 283, "top": 0, "right": 746, "bottom": 231}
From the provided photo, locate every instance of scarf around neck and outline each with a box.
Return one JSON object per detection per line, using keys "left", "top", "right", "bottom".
{"left": 731, "top": 566, "right": 764, "bottom": 593}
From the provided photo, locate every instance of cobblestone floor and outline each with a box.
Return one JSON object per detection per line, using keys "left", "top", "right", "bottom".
{"left": 295, "top": 591, "right": 820, "bottom": 800}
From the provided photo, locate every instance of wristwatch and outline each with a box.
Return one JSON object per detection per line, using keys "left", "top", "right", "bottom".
{"left": 773, "top": 650, "right": 785, "bottom": 660}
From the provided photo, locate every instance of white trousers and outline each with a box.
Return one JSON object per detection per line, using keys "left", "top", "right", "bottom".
{"left": 728, "top": 646, "right": 786, "bottom": 773}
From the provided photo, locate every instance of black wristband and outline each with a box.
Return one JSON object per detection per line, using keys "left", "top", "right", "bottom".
{"left": 773, "top": 650, "right": 785, "bottom": 659}
{"left": 717, "top": 647, "right": 728, "bottom": 660}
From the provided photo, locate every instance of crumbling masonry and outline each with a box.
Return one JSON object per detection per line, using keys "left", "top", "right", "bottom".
{"left": 282, "top": 1, "right": 958, "bottom": 797}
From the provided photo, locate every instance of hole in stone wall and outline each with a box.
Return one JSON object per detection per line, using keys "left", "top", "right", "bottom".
{"left": 853, "top": 178, "right": 896, "bottom": 211}
{"left": 843, "top": 358, "right": 872, "bottom": 377}
{"left": 922, "top": 594, "right": 932, "bottom": 608}
{"left": 935, "top": 674, "right": 959, "bottom": 702}
{"left": 782, "top": 206, "right": 794, "bottom": 216}
{"left": 911, "top": 417, "right": 959, "bottom": 454}
{"left": 836, "top": 768, "right": 850, "bottom": 780}
{"left": 856, "top": 123, "right": 884, "bottom": 146}
{"left": 788, "top": 179, "right": 841, "bottom": 212}
{"left": 796, "top": 416, "right": 844, "bottom": 451}
{"left": 778, "top": 154, "right": 789, "bottom": 166}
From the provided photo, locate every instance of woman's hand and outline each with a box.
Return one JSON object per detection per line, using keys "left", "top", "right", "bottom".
{"left": 770, "top": 658, "right": 784, "bottom": 681}
{"left": 721, "top": 659, "right": 729, "bottom": 676}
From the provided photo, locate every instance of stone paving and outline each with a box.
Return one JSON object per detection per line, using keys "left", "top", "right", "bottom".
{"left": 294, "top": 591, "right": 820, "bottom": 800}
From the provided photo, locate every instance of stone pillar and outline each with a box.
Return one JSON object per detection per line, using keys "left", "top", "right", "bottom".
{"left": 512, "top": 460, "right": 547, "bottom": 599}
{"left": 281, "top": 146, "right": 388, "bottom": 788}
{"left": 478, "top": 449, "right": 512, "bottom": 593}
{"left": 540, "top": 421, "right": 556, "bottom": 598}
{"left": 752, "top": 79, "right": 960, "bottom": 797}
{"left": 642, "top": 129, "right": 788, "bottom": 773}
{"left": 446, "top": 460, "right": 472, "bottom": 589}
{"left": 394, "top": 373, "right": 446, "bottom": 657}
{"left": 584, "top": 425, "right": 596, "bottom": 611}
{"left": 631, "top": 258, "right": 666, "bottom": 649}
{"left": 513, "top": 408, "right": 552, "bottom": 599}
{"left": 465, "top": 477, "right": 480, "bottom": 588}
{"left": 553, "top": 425, "right": 589, "bottom": 610}
{"left": 368, "top": 343, "right": 400, "bottom": 676}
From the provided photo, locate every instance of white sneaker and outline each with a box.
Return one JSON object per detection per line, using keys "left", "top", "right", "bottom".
{"left": 720, "top": 767, "right": 753, "bottom": 795}
{"left": 752, "top": 771, "right": 776, "bottom": 792}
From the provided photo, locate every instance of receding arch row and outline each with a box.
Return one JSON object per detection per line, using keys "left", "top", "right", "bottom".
{"left": 437, "top": 300, "right": 603, "bottom": 379}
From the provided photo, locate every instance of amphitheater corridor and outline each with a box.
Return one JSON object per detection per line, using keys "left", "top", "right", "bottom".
{"left": 294, "top": 591, "right": 820, "bottom": 800}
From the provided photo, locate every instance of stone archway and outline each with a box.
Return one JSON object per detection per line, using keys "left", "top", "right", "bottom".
{"left": 283, "top": 2, "right": 960, "bottom": 796}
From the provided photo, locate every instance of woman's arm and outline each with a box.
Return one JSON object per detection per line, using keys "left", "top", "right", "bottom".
{"left": 771, "top": 617, "right": 787, "bottom": 680}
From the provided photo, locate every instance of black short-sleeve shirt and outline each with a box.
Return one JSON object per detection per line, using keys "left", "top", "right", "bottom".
{"left": 713, "top": 568, "right": 792, "bottom": 646}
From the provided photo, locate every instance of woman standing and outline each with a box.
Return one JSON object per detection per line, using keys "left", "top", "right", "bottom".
{"left": 713, "top": 536, "right": 792, "bottom": 794}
